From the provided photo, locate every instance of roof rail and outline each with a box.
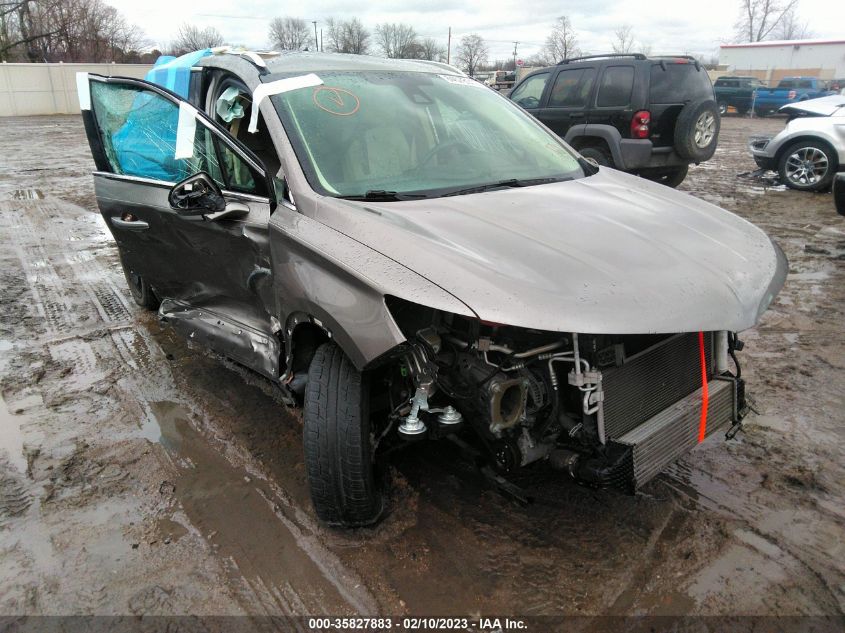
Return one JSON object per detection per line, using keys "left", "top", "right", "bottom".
{"left": 558, "top": 53, "right": 647, "bottom": 64}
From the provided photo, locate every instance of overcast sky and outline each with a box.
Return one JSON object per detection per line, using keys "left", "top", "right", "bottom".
{"left": 108, "top": 0, "right": 845, "bottom": 61}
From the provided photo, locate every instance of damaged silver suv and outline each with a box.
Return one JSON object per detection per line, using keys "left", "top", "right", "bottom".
{"left": 78, "top": 52, "right": 787, "bottom": 527}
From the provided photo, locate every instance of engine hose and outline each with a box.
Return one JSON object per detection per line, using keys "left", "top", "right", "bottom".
{"left": 728, "top": 332, "right": 742, "bottom": 379}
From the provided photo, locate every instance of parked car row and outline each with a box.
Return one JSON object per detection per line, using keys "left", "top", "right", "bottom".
{"left": 715, "top": 75, "right": 839, "bottom": 117}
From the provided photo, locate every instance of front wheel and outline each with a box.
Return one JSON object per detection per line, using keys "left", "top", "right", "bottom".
{"left": 718, "top": 101, "right": 728, "bottom": 116}
{"left": 777, "top": 140, "right": 836, "bottom": 191}
{"left": 303, "top": 342, "right": 383, "bottom": 527}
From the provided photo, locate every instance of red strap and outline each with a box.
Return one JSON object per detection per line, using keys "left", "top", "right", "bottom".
{"left": 697, "top": 331, "right": 709, "bottom": 443}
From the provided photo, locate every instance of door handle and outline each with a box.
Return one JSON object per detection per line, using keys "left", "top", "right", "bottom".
{"left": 570, "top": 112, "right": 585, "bottom": 118}
{"left": 111, "top": 216, "right": 149, "bottom": 231}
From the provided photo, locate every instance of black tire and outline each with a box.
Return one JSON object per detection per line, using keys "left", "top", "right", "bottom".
{"left": 303, "top": 342, "right": 383, "bottom": 527}
{"left": 674, "top": 99, "right": 720, "bottom": 162}
{"left": 121, "top": 260, "right": 159, "bottom": 310}
{"left": 643, "top": 165, "right": 689, "bottom": 188}
{"left": 777, "top": 139, "right": 837, "bottom": 192}
{"left": 580, "top": 146, "right": 613, "bottom": 168}
{"left": 736, "top": 107, "right": 749, "bottom": 116}
{"left": 718, "top": 101, "right": 728, "bottom": 116}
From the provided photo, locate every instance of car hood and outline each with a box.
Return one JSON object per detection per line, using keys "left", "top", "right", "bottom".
{"left": 779, "top": 94, "right": 845, "bottom": 116}
{"left": 319, "top": 169, "right": 787, "bottom": 334}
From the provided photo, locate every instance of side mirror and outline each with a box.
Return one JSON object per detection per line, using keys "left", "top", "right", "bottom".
{"left": 168, "top": 172, "right": 226, "bottom": 215}
{"left": 835, "top": 173, "right": 845, "bottom": 217}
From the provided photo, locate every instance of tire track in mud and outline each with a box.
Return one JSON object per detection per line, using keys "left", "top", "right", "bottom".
{"left": 1, "top": 195, "right": 379, "bottom": 616}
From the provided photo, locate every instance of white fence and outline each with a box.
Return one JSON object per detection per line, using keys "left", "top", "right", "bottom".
{"left": 0, "top": 62, "right": 151, "bottom": 116}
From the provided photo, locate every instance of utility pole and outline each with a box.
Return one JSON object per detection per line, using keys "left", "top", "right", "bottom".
{"left": 312, "top": 21, "right": 318, "bottom": 51}
{"left": 320, "top": 29, "right": 323, "bottom": 52}
{"left": 512, "top": 41, "right": 519, "bottom": 71}
{"left": 447, "top": 27, "right": 451, "bottom": 65}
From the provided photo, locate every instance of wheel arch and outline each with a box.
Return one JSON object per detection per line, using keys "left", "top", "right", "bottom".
{"left": 565, "top": 125, "right": 625, "bottom": 167}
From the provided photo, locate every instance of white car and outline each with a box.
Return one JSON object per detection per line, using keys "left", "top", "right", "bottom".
{"left": 749, "top": 95, "right": 845, "bottom": 191}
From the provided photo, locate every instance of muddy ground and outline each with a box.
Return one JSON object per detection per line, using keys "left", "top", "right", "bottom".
{"left": 0, "top": 115, "right": 843, "bottom": 624}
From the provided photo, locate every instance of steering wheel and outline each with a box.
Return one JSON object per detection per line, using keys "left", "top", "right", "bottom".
{"left": 418, "top": 139, "right": 477, "bottom": 168}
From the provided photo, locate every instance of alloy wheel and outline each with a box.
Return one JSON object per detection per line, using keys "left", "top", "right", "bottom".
{"left": 784, "top": 146, "right": 829, "bottom": 186}
{"left": 694, "top": 112, "right": 716, "bottom": 148}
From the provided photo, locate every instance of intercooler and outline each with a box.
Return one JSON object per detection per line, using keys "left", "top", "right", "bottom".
{"left": 593, "top": 332, "right": 736, "bottom": 491}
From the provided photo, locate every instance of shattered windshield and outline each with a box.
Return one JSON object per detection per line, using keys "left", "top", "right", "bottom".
{"left": 269, "top": 71, "right": 584, "bottom": 199}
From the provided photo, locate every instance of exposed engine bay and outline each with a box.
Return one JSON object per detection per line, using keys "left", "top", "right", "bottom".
{"left": 381, "top": 300, "right": 748, "bottom": 492}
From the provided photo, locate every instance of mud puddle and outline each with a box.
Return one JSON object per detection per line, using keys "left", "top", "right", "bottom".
{"left": 143, "top": 399, "right": 376, "bottom": 616}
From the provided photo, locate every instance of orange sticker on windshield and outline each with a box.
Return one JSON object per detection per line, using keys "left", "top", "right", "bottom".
{"left": 313, "top": 87, "right": 360, "bottom": 116}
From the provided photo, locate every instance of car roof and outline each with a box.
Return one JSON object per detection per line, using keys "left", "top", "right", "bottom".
{"left": 261, "top": 52, "right": 464, "bottom": 76}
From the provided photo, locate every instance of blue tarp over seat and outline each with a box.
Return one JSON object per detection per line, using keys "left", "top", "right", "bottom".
{"left": 104, "top": 50, "right": 214, "bottom": 182}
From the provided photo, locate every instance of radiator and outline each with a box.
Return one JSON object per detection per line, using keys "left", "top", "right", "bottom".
{"left": 601, "top": 332, "right": 713, "bottom": 440}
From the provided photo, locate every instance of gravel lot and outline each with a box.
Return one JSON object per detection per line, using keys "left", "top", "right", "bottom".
{"left": 0, "top": 114, "right": 843, "bottom": 622}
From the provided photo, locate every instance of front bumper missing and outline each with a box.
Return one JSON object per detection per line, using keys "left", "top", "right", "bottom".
{"left": 574, "top": 378, "right": 737, "bottom": 492}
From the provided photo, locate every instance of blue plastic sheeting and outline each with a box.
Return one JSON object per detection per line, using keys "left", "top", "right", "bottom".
{"left": 97, "top": 49, "right": 213, "bottom": 182}
{"left": 111, "top": 92, "right": 184, "bottom": 182}
{"left": 145, "top": 49, "right": 213, "bottom": 98}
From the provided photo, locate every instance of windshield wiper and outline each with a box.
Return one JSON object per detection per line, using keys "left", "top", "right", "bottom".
{"left": 440, "top": 177, "right": 568, "bottom": 198}
{"left": 339, "top": 190, "right": 428, "bottom": 202}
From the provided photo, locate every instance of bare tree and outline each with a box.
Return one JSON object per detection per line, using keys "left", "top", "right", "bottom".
{"left": 374, "top": 22, "right": 419, "bottom": 58}
{"left": 172, "top": 23, "right": 223, "bottom": 54}
{"left": 1, "top": 0, "right": 146, "bottom": 62}
{"left": 611, "top": 24, "right": 635, "bottom": 54}
{"left": 638, "top": 41, "right": 653, "bottom": 56}
{"left": 543, "top": 16, "right": 579, "bottom": 63}
{"left": 268, "top": 16, "right": 310, "bottom": 51}
{"left": 455, "top": 33, "right": 488, "bottom": 77}
{"left": 419, "top": 37, "right": 446, "bottom": 61}
{"left": 772, "top": 5, "right": 813, "bottom": 40}
{"left": 735, "top": 0, "right": 800, "bottom": 42}
{"left": 325, "top": 17, "right": 369, "bottom": 54}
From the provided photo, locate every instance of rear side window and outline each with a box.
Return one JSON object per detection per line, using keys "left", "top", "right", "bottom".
{"left": 510, "top": 72, "right": 549, "bottom": 109}
{"left": 597, "top": 66, "right": 634, "bottom": 107}
{"left": 548, "top": 68, "right": 595, "bottom": 107}
{"left": 798, "top": 80, "right": 812, "bottom": 89}
{"left": 649, "top": 64, "right": 713, "bottom": 104}
{"left": 778, "top": 79, "right": 795, "bottom": 89}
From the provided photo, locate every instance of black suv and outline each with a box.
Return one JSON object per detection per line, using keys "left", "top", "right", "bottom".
{"left": 509, "top": 54, "right": 720, "bottom": 187}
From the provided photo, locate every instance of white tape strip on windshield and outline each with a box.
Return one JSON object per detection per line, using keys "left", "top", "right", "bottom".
{"left": 174, "top": 102, "right": 198, "bottom": 160}
{"left": 249, "top": 73, "right": 323, "bottom": 133}
{"left": 76, "top": 72, "right": 91, "bottom": 110}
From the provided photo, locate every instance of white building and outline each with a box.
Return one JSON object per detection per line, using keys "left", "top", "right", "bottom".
{"left": 719, "top": 39, "right": 845, "bottom": 83}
